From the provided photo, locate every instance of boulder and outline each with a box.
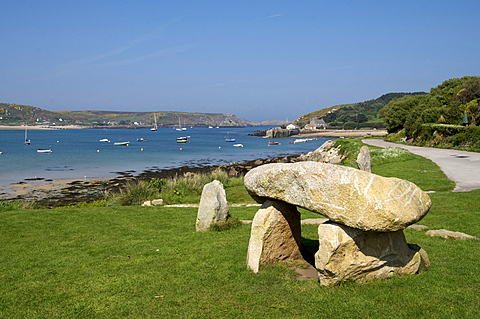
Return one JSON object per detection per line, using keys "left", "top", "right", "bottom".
{"left": 195, "top": 180, "right": 229, "bottom": 231}
{"left": 315, "top": 221, "right": 430, "bottom": 285}
{"left": 244, "top": 162, "right": 431, "bottom": 231}
{"left": 141, "top": 199, "right": 164, "bottom": 206}
{"left": 299, "top": 140, "right": 344, "bottom": 163}
{"left": 425, "top": 229, "right": 479, "bottom": 240}
{"left": 356, "top": 145, "right": 371, "bottom": 172}
{"left": 152, "top": 199, "right": 164, "bottom": 206}
{"left": 246, "top": 200, "right": 302, "bottom": 273}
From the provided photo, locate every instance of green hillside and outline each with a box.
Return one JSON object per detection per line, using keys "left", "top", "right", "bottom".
{"left": 0, "top": 103, "right": 258, "bottom": 127}
{"left": 295, "top": 92, "right": 425, "bottom": 129}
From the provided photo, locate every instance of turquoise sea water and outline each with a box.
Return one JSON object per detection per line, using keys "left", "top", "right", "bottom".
{"left": 0, "top": 127, "right": 332, "bottom": 185}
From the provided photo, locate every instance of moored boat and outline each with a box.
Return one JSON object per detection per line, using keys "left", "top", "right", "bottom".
{"left": 151, "top": 113, "right": 158, "bottom": 131}
{"left": 176, "top": 136, "right": 189, "bottom": 143}
{"left": 225, "top": 132, "right": 236, "bottom": 142}
{"left": 114, "top": 141, "right": 130, "bottom": 146}
{"left": 37, "top": 149, "right": 52, "bottom": 153}
{"left": 24, "top": 127, "right": 31, "bottom": 145}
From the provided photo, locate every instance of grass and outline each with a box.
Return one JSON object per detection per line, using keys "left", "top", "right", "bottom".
{"left": 104, "top": 168, "right": 253, "bottom": 206}
{"left": 1, "top": 139, "right": 479, "bottom": 318}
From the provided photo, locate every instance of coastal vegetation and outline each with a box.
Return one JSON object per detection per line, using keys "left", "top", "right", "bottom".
{"left": 104, "top": 168, "right": 249, "bottom": 206}
{"left": 294, "top": 92, "right": 424, "bottom": 130}
{"left": 380, "top": 76, "right": 480, "bottom": 151}
{"left": 1, "top": 138, "right": 479, "bottom": 318}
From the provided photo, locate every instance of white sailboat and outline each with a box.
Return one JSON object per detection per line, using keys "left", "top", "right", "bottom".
{"left": 176, "top": 118, "right": 187, "bottom": 131}
{"left": 225, "top": 132, "right": 236, "bottom": 142}
{"left": 24, "top": 127, "right": 31, "bottom": 145}
{"left": 151, "top": 113, "right": 158, "bottom": 131}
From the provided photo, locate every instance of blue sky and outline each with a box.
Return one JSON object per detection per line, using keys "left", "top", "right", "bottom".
{"left": 2, "top": 1, "right": 479, "bottom": 122}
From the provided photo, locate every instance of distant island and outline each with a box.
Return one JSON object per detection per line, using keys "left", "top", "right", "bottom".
{"left": 0, "top": 103, "right": 259, "bottom": 128}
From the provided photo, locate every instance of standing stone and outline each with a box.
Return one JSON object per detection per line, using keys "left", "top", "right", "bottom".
{"left": 315, "top": 221, "right": 430, "bottom": 286}
{"left": 356, "top": 145, "right": 371, "bottom": 172}
{"left": 244, "top": 162, "right": 431, "bottom": 231}
{"left": 196, "top": 180, "right": 229, "bottom": 231}
{"left": 247, "top": 200, "right": 302, "bottom": 273}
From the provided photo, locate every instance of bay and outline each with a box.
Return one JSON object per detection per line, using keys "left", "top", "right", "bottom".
{"left": 0, "top": 127, "right": 331, "bottom": 186}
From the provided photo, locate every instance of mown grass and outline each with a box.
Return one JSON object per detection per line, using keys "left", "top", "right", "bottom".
{"left": 1, "top": 139, "right": 479, "bottom": 318}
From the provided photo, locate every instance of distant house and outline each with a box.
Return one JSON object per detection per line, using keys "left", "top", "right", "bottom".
{"left": 310, "top": 118, "right": 327, "bottom": 130}
{"left": 286, "top": 123, "right": 299, "bottom": 130}
{"left": 304, "top": 124, "right": 316, "bottom": 130}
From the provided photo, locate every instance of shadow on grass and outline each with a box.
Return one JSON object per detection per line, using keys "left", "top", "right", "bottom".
{"left": 301, "top": 237, "right": 319, "bottom": 266}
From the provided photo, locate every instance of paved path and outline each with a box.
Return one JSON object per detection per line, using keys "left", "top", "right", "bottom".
{"left": 362, "top": 139, "right": 480, "bottom": 192}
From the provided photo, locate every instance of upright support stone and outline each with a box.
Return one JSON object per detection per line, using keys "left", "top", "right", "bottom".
{"left": 315, "top": 221, "right": 430, "bottom": 286}
{"left": 196, "top": 180, "right": 229, "bottom": 231}
{"left": 246, "top": 200, "right": 302, "bottom": 273}
{"left": 356, "top": 145, "right": 371, "bottom": 172}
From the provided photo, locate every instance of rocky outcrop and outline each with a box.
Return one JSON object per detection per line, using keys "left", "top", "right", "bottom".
{"left": 246, "top": 200, "right": 302, "bottom": 273}
{"left": 244, "top": 162, "right": 431, "bottom": 232}
{"left": 196, "top": 180, "right": 229, "bottom": 231}
{"left": 265, "top": 127, "right": 299, "bottom": 138}
{"left": 315, "top": 221, "right": 430, "bottom": 286}
{"left": 299, "top": 140, "right": 344, "bottom": 163}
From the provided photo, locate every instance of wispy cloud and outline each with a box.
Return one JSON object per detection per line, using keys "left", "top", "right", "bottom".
{"left": 87, "top": 44, "right": 196, "bottom": 69}
{"left": 51, "top": 20, "right": 190, "bottom": 77}
{"left": 202, "top": 79, "right": 249, "bottom": 89}
{"left": 267, "top": 14, "right": 283, "bottom": 19}
{"left": 52, "top": 32, "right": 166, "bottom": 76}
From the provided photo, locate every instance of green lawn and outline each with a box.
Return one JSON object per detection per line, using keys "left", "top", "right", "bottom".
{"left": 1, "top": 143, "right": 479, "bottom": 318}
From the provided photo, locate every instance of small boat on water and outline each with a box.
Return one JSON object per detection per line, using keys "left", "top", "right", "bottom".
{"left": 24, "top": 127, "right": 31, "bottom": 145}
{"left": 268, "top": 141, "right": 281, "bottom": 146}
{"left": 176, "top": 136, "right": 189, "bottom": 143}
{"left": 151, "top": 113, "right": 158, "bottom": 131}
{"left": 225, "top": 132, "right": 236, "bottom": 142}
{"left": 233, "top": 144, "right": 243, "bottom": 147}
{"left": 37, "top": 149, "right": 52, "bottom": 153}
{"left": 176, "top": 118, "right": 187, "bottom": 131}
{"left": 137, "top": 138, "right": 148, "bottom": 142}
{"left": 114, "top": 141, "right": 130, "bottom": 146}
{"left": 293, "top": 138, "right": 308, "bottom": 144}
{"left": 99, "top": 138, "right": 110, "bottom": 142}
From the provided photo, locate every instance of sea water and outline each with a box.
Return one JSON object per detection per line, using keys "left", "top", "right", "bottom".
{"left": 0, "top": 127, "right": 332, "bottom": 185}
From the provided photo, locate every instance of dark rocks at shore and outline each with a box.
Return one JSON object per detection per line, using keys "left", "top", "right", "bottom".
{"left": 15, "top": 154, "right": 306, "bottom": 208}
{"left": 248, "top": 130, "right": 267, "bottom": 137}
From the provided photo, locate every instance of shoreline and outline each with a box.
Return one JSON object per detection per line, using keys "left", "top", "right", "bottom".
{"left": 0, "top": 153, "right": 308, "bottom": 207}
